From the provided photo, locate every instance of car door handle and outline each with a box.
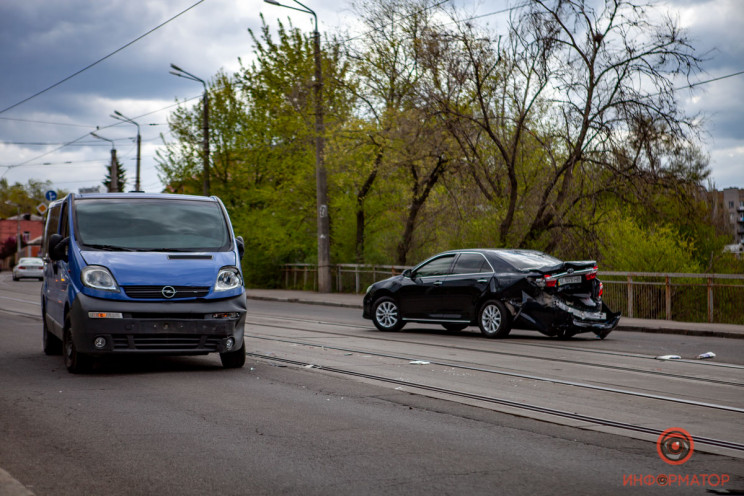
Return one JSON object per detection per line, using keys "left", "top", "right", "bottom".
{"left": 477, "top": 278, "right": 488, "bottom": 283}
{"left": 434, "top": 280, "right": 443, "bottom": 286}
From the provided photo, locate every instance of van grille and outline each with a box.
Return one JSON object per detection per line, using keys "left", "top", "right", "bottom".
{"left": 111, "top": 334, "right": 221, "bottom": 351}
{"left": 123, "top": 286, "right": 210, "bottom": 299}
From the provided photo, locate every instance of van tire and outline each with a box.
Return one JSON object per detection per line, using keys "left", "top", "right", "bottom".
{"left": 43, "top": 309, "right": 62, "bottom": 356}
{"left": 220, "top": 341, "right": 246, "bottom": 369}
{"left": 64, "top": 318, "right": 92, "bottom": 373}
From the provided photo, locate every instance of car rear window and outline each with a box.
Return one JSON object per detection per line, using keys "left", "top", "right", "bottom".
{"left": 492, "top": 250, "right": 562, "bottom": 271}
{"left": 73, "top": 198, "right": 230, "bottom": 252}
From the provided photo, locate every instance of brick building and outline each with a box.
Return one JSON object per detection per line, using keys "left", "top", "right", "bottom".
{"left": 0, "top": 214, "right": 44, "bottom": 268}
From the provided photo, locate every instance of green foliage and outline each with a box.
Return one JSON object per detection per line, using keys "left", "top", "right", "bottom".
{"left": 0, "top": 178, "right": 65, "bottom": 218}
{"left": 598, "top": 212, "right": 701, "bottom": 273}
{"left": 155, "top": 0, "right": 723, "bottom": 281}
{"left": 102, "top": 159, "right": 127, "bottom": 192}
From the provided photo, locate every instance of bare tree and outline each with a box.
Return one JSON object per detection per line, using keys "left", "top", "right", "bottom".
{"left": 422, "top": 0, "right": 703, "bottom": 251}
{"left": 344, "top": 0, "right": 456, "bottom": 264}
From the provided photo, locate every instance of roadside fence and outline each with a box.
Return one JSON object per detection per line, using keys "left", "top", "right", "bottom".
{"left": 280, "top": 264, "right": 744, "bottom": 325}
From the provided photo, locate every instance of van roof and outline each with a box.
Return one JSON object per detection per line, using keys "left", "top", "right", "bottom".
{"left": 71, "top": 193, "right": 217, "bottom": 201}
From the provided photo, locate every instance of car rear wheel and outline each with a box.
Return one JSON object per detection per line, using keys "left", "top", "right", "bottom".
{"left": 63, "top": 317, "right": 92, "bottom": 373}
{"left": 372, "top": 297, "right": 404, "bottom": 332}
{"left": 42, "top": 309, "right": 62, "bottom": 356}
{"left": 478, "top": 300, "right": 511, "bottom": 338}
{"left": 220, "top": 341, "right": 246, "bottom": 368}
{"left": 442, "top": 324, "right": 468, "bottom": 332}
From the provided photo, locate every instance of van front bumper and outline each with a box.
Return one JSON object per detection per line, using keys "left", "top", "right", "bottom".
{"left": 68, "top": 293, "right": 247, "bottom": 355}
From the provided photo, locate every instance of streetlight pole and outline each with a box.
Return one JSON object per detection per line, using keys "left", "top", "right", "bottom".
{"left": 169, "top": 64, "right": 210, "bottom": 197}
{"left": 111, "top": 110, "right": 141, "bottom": 191}
{"left": 264, "top": 0, "right": 331, "bottom": 292}
{"left": 91, "top": 132, "right": 118, "bottom": 192}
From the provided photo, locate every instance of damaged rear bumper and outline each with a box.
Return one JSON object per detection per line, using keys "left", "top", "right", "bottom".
{"left": 512, "top": 293, "right": 621, "bottom": 339}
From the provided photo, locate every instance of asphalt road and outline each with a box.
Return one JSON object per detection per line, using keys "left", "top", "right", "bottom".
{"left": 1, "top": 275, "right": 743, "bottom": 495}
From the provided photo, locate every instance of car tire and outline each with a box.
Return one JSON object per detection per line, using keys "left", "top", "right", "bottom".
{"left": 372, "top": 297, "right": 404, "bottom": 332}
{"left": 63, "top": 317, "right": 92, "bottom": 373}
{"left": 220, "top": 341, "right": 246, "bottom": 369}
{"left": 42, "top": 309, "right": 62, "bottom": 356}
{"left": 478, "top": 300, "right": 511, "bottom": 338}
{"left": 442, "top": 324, "right": 468, "bottom": 332}
{"left": 12, "top": 275, "right": 18, "bottom": 281}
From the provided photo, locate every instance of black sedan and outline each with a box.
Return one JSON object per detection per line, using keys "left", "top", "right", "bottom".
{"left": 363, "top": 249, "right": 620, "bottom": 339}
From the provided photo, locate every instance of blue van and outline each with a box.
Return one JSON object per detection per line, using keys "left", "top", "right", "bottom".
{"left": 40, "top": 193, "right": 247, "bottom": 373}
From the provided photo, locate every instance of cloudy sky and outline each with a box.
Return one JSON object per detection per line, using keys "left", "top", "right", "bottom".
{"left": 0, "top": 0, "right": 742, "bottom": 197}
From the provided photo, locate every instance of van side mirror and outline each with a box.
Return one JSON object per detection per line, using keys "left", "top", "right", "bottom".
{"left": 236, "top": 235, "right": 245, "bottom": 261}
{"left": 48, "top": 234, "right": 69, "bottom": 262}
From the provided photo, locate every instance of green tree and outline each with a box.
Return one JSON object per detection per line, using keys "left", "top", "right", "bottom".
{"left": 102, "top": 159, "right": 128, "bottom": 192}
{"left": 1, "top": 178, "right": 63, "bottom": 217}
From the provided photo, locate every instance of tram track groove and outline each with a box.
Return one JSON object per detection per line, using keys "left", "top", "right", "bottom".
{"left": 244, "top": 317, "right": 744, "bottom": 387}
{"left": 246, "top": 352, "right": 744, "bottom": 453}
{"left": 244, "top": 332, "right": 744, "bottom": 413}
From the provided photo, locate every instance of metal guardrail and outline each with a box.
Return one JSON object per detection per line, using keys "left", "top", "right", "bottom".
{"left": 280, "top": 264, "right": 744, "bottom": 325}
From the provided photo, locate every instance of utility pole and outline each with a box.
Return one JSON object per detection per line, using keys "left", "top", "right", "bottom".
{"left": 264, "top": 0, "right": 331, "bottom": 292}
{"left": 91, "top": 132, "right": 118, "bottom": 192}
{"left": 169, "top": 64, "right": 210, "bottom": 196}
{"left": 111, "top": 110, "right": 141, "bottom": 191}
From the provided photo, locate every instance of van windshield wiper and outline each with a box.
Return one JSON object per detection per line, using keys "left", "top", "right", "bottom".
{"left": 143, "top": 248, "right": 193, "bottom": 252}
{"left": 83, "top": 244, "right": 136, "bottom": 252}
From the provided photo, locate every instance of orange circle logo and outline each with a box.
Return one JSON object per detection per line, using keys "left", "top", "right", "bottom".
{"left": 657, "top": 428, "right": 694, "bottom": 465}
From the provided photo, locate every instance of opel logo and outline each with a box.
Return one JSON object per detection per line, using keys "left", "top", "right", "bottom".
{"left": 161, "top": 286, "right": 177, "bottom": 299}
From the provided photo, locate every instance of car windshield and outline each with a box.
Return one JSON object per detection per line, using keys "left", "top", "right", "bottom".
{"left": 493, "top": 250, "right": 562, "bottom": 271}
{"left": 74, "top": 198, "right": 230, "bottom": 252}
{"left": 19, "top": 258, "right": 42, "bottom": 265}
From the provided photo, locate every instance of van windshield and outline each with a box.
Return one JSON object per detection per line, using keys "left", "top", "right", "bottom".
{"left": 74, "top": 198, "right": 231, "bottom": 252}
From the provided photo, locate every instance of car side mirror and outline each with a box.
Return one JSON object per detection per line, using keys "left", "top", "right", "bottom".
{"left": 402, "top": 269, "right": 412, "bottom": 278}
{"left": 236, "top": 235, "right": 245, "bottom": 261}
{"left": 48, "top": 234, "right": 69, "bottom": 262}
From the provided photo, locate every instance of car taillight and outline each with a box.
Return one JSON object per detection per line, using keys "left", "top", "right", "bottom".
{"left": 544, "top": 274, "right": 557, "bottom": 287}
{"left": 18, "top": 266, "right": 26, "bottom": 270}
{"left": 585, "top": 265, "right": 598, "bottom": 280}
{"left": 599, "top": 281, "right": 604, "bottom": 297}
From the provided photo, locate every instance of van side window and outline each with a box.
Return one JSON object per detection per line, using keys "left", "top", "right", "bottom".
{"left": 60, "top": 202, "right": 69, "bottom": 238}
{"left": 41, "top": 203, "right": 62, "bottom": 258}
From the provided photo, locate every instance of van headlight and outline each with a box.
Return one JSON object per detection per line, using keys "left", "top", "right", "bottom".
{"left": 81, "top": 266, "right": 120, "bottom": 292}
{"left": 215, "top": 267, "right": 242, "bottom": 291}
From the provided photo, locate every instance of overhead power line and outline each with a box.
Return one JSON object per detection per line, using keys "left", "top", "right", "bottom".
{"left": 0, "top": 0, "right": 208, "bottom": 115}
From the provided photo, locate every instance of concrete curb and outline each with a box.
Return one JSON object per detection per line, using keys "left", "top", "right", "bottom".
{"left": 0, "top": 468, "right": 34, "bottom": 496}
{"left": 244, "top": 294, "right": 744, "bottom": 339}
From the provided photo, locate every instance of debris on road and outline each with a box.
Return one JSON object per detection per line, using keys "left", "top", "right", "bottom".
{"left": 409, "top": 360, "right": 431, "bottom": 365}
{"left": 655, "top": 355, "right": 682, "bottom": 360}
{"left": 697, "top": 351, "right": 716, "bottom": 360}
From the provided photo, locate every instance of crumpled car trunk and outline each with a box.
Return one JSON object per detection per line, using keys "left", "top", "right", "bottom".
{"left": 503, "top": 260, "right": 621, "bottom": 339}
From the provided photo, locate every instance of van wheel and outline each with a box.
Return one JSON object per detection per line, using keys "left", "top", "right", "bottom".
{"left": 220, "top": 341, "right": 246, "bottom": 369}
{"left": 478, "top": 300, "right": 511, "bottom": 338}
{"left": 64, "top": 318, "right": 92, "bottom": 373}
{"left": 42, "top": 309, "right": 62, "bottom": 356}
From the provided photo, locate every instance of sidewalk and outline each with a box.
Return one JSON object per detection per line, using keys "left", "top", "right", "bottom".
{"left": 244, "top": 288, "right": 744, "bottom": 339}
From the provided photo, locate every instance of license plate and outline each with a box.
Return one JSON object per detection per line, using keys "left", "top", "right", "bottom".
{"left": 559, "top": 276, "right": 582, "bottom": 285}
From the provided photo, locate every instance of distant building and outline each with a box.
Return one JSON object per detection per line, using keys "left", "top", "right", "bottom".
{"left": 0, "top": 214, "right": 44, "bottom": 268}
{"left": 721, "top": 187, "right": 744, "bottom": 245}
